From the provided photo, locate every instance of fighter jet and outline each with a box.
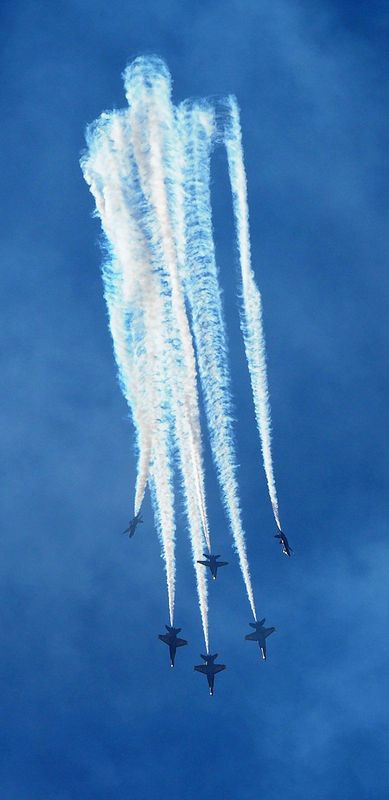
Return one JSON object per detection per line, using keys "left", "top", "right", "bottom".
{"left": 245, "top": 618, "right": 275, "bottom": 660}
{"left": 274, "top": 529, "right": 292, "bottom": 557}
{"left": 158, "top": 625, "right": 188, "bottom": 667}
{"left": 194, "top": 653, "right": 226, "bottom": 696}
{"left": 197, "top": 552, "right": 229, "bottom": 580}
{"left": 122, "top": 511, "right": 143, "bottom": 538}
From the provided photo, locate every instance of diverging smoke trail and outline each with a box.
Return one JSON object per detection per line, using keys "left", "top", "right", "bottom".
{"left": 81, "top": 55, "right": 281, "bottom": 643}
{"left": 81, "top": 115, "right": 153, "bottom": 516}
{"left": 223, "top": 97, "right": 282, "bottom": 531}
{"left": 81, "top": 110, "right": 178, "bottom": 624}
{"left": 123, "top": 57, "right": 211, "bottom": 646}
{"left": 123, "top": 59, "right": 211, "bottom": 548}
{"left": 178, "top": 100, "right": 257, "bottom": 619}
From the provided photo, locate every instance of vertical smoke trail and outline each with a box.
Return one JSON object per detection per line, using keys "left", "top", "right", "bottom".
{"left": 123, "top": 58, "right": 211, "bottom": 645}
{"left": 81, "top": 113, "right": 178, "bottom": 624}
{"left": 224, "top": 97, "right": 281, "bottom": 531}
{"left": 153, "top": 283, "right": 210, "bottom": 646}
{"left": 123, "top": 59, "right": 210, "bottom": 523}
{"left": 147, "top": 313, "right": 176, "bottom": 626}
{"left": 82, "top": 115, "right": 153, "bottom": 517}
{"left": 178, "top": 100, "right": 257, "bottom": 619}
{"left": 81, "top": 121, "right": 151, "bottom": 512}
{"left": 82, "top": 55, "right": 282, "bottom": 649}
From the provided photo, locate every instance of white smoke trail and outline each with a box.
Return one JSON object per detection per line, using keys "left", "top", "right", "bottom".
{"left": 82, "top": 56, "right": 282, "bottom": 646}
{"left": 224, "top": 97, "right": 282, "bottom": 531}
{"left": 152, "top": 292, "right": 210, "bottom": 644}
{"left": 178, "top": 100, "right": 257, "bottom": 619}
{"left": 81, "top": 111, "right": 178, "bottom": 624}
{"left": 81, "top": 115, "right": 153, "bottom": 516}
{"left": 123, "top": 58, "right": 211, "bottom": 646}
{"left": 123, "top": 60, "right": 209, "bottom": 515}
{"left": 146, "top": 314, "right": 176, "bottom": 626}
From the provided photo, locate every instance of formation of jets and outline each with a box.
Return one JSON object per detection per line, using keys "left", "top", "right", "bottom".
{"left": 123, "top": 511, "right": 292, "bottom": 694}
{"left": 156, "top": 618, "right": 276, "bottom": 693}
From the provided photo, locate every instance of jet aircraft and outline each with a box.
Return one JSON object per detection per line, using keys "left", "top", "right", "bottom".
{"left": 122, "top": 511, "right": 143, "bottom": 538}
{"left": 197, "top": 552, "right": 228, "bottom": 580}
{"left": 245, "top": 618, "right": 275, "bottom": 660}
{"left": 274, "top": 529, "right": 292, "bottom": 556}
{"left": 158, "top": 625, "right": 187, "bottom": 667}
{"left": 194, "top": 653, "right": 226, "bottom": 695}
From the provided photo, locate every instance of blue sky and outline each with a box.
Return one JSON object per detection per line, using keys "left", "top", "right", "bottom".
{"left": 2, "top": 1, "right": 389, "bottom": 798}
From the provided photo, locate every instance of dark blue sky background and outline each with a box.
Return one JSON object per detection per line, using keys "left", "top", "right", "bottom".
{"left": 2, "top": 1, "right": 389, "bottom": 798}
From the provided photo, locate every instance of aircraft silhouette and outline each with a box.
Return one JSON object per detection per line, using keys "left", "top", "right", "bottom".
{"left": 194, "top": 653, "right": 226, "bottom": 695}
{"left": 158, "top": 625, "right": 187, "bottom": 667}
{"left": 245, "top": 618, "right": 275, "bottom": 660}
{"left": 274, "top": 529, "right": 292, "bottom": 556}
{"left": 122, "top": 511, "right": 143, "bottom": 538}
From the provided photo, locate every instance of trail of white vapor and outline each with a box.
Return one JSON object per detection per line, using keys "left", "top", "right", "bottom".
{"left": 81, "top": 118, "right": 152, "bottom": 515}
{"left": 82, "top": 55, "right": 282, "bottom": 645}
{"left": 81, "top": 111, "right": 177, "bottom": 623}
{"left": 224, "top": 97, "right": 281, "bottom": 531}
{"left": 123, "top": 58, "right": 210, "bottom": 647}
{"left": 178, "top": 100, "right": 257, "bottom": 619}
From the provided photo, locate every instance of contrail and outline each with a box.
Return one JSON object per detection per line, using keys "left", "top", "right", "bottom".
{"left": 123, "top": 57, "right": 211, "bottom": 646}
{"left": 81, "top": 113, "right": 154, "bottom": 517}
{"left": 223, "top": 96, "right": 282, "bottom": 531}
{"left": 178, "top": 100, "right": 257, "bottom": 619}
{"left": 123, "top": 60, "right": 211, "bottom": 548}
{"left": 81, "top": 109, "right": 178, "bottom": 625}
{"left": 146, "top": 338, "right": 176, "bottom": 626}
{"left": 81, "top": 55, "right": 282, "bottom": 646}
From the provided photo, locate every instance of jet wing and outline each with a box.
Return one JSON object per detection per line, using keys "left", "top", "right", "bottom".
{"left": 213, "top": 664, "right": 226, "bottom": 673}
{"left": 197, "top": 560, "right": 209, "bottom": 567}
{"left": 217, "top": 561, "right": 228, "bottom": 567}
{"left": 158, "top": 634, "right": 170, "bottom": 644}
{"left": 245, "top": 633, "right": 258, "bottom": 641}
{"left": 194, "top": 665, "right": 208, "bottom": 674}
{"left": 264, "top": 627, "right": 275, "bottom": 638}
{"left": 176, "top": 638, "right": 187, "bottom": 648}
